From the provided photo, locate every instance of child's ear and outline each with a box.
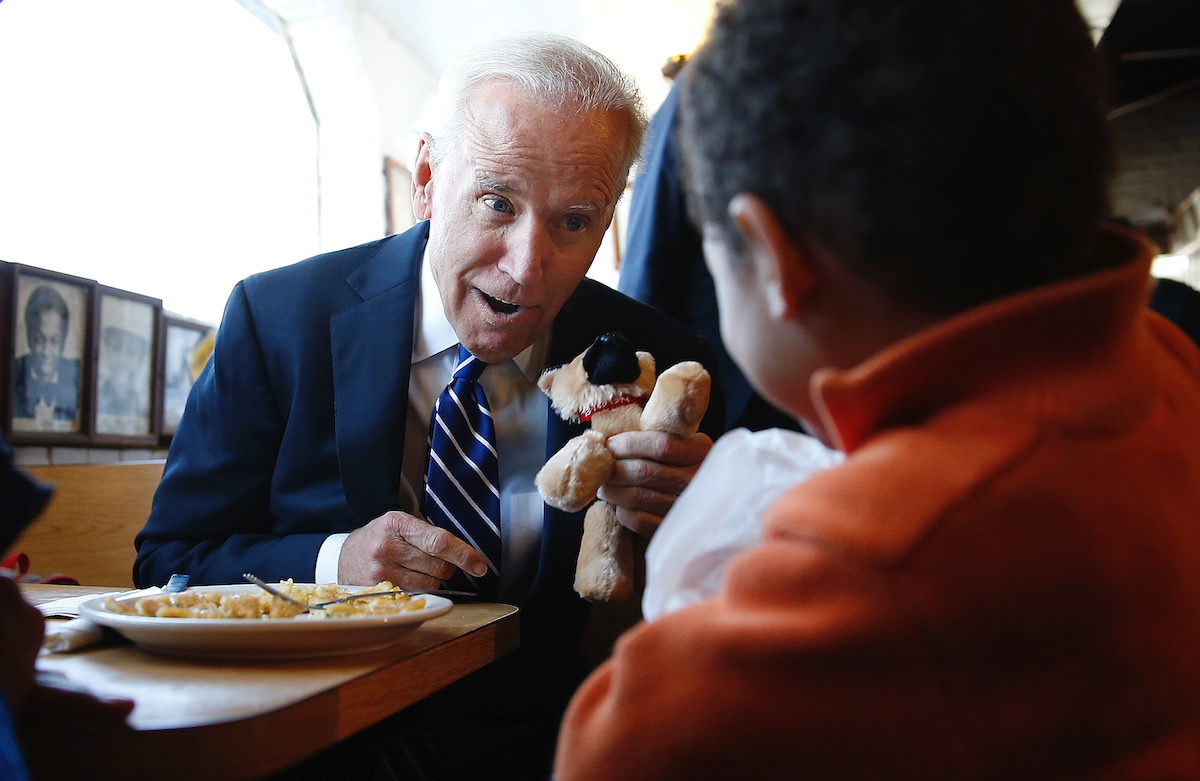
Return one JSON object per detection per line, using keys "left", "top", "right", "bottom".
{"left": 727, "top": 193, "right": 813, "bottom": 320}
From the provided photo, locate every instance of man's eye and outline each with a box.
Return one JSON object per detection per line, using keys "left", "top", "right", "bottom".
{"left": 485, "top": 198, "right": 510, "bottom": 214}
{"left": 564, "top": 215, "right": 585, "bottom": 231}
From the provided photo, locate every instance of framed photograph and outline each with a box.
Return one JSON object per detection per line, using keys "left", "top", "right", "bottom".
{"left": 156, "top": 314, "right": 212, "bottom": 440}
{"left": 90, "top": 286, "right": 161, "bottom": 445}
{"left": 6, "top": 265, "right": 95, "bottom": 444}
{"left": 0, "top": 261, "right": 9, "bottom": 429}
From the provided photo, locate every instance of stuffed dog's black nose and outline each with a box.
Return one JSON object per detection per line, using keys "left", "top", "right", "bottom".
{"left": 583, "top": 332, "right": 641, "bottom": 385}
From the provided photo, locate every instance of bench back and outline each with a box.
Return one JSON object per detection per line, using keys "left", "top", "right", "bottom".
{"left": 3, "top": 461, "right": 164, "bottom": 587}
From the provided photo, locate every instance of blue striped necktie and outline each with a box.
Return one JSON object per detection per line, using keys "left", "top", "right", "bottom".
{"left": 422, "top": 345, "right": 501, "bottom": 598}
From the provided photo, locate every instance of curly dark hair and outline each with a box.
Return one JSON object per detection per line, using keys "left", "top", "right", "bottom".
{"left": 679, "top": 0, "right": 1114, "bottom": 316}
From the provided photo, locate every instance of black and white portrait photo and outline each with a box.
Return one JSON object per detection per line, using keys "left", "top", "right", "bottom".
{"left": 11, "top": 274, "right": 88, "bottom": 434}
{"left": 95, "top": 290, "right": 156, "bottom": 436}
{"left": 162, "top": 319, "right": 209, "bottom": 434}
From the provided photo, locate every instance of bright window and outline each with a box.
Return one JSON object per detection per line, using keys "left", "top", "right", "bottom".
{"left": 0, "top": 0, "right": 320, "bottom": 325}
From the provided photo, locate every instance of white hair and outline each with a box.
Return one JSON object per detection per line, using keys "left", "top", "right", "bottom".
{"left": 427, "top": 32, "right": 648, "bottom": 189}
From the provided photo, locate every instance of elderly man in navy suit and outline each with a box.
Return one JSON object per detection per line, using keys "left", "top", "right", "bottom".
{"left": 135, "top": 32, "right": 722, "bottom": 780}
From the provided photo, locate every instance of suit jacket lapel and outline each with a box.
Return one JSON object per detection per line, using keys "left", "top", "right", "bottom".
{"left": 330, "top": 223, "right": 428, "bottom": 521}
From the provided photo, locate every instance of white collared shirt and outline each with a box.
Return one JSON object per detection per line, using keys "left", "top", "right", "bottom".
{"left": 316, "top": 248, "right": 549, "bottom": 598}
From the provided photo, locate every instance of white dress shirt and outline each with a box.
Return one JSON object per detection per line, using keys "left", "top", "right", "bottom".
{"left": 316, "top": 249, "right": 549, "bottom": 597}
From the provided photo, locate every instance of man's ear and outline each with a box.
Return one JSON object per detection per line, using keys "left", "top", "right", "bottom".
{"left": 412, "top": 133, "right": 435, "bottom": 221}
{"left": 727, "top": 193, "right": 813, "bottom": 320}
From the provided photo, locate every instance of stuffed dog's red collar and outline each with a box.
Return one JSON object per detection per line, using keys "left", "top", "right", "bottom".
{"left": 579, "top": 394, "right": 646, "bottom": 422}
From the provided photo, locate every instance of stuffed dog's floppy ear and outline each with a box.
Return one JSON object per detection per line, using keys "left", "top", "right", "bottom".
{"left": 537, "top": 366, "right": 560, "bottom": 395}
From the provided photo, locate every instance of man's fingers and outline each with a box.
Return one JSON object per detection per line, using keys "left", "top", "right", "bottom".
{"left": 605, "top": 459, "right": 697, "bottom": 495}
{"left": 598, "top": 484, "right": 676, "bottom": 521}
{"left": 609, "top": 501, "right": 667, "bottom": 539}
{"left": 395, "top": 520, "right": 489, "bottom": 578}
{"left": 340, "top": 511, "right": 487, "bottom": 587}
{"left": 593, "top": 431, "right": 714, "bottom": 539}
{"left": 606, "top": 431, "right": 713, "bottom": 466}
{"left": 351, "top": 515, "right": 452, "bottom": 580}
{"left": 385, "top": 538, "right": 458, "bottom": 582}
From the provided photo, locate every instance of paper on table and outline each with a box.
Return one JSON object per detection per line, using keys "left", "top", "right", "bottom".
{"left": 36, "top": 590, "right": 157, "bottom": 619}
{"left": 37, "top": 588, "right": 161, "bottom": 619}
{"left": 643, "top": 427, "right": 844, "bottom": 621}
{"left": 37, "top": 593, "right": 121, "bottom": 618}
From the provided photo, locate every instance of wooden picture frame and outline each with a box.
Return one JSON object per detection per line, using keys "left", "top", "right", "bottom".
{"left": 5, "top": 265, "right": 95, "bottom": 445}
{"left": 0, "top": 261, "right": 10, "bottom": 433}
{"left": 0, "top": 262, "right": 10, "bottom": 436}
{"left": 156, "top": 314, "right": 212, "bottom": 442}
{"left": 90, "top": 286, "right": 161, "bottom": 446}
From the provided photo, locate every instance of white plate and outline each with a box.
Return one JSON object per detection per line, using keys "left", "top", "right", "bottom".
{"left": 79, "top": 584, "right": 453, "bottom": 660}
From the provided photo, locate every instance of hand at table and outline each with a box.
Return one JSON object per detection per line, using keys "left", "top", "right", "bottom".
{"left": 337, "top": 510, "right": 489, "bottom": 588}
{"left": 0, "top": 573, "right": 44, "bottom": 714}
{"left": 598, "top": 430, "right": 713, "bottom": 538}
{"left": 25, "top": 674, "right": 134, "bottom": 725}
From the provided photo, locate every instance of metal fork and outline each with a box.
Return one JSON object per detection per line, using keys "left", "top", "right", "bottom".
{"left": 242, "top": 573, "right": 475, "bottom": 611}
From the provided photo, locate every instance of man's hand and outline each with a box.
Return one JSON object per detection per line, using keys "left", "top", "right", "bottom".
{"left": 597, "top": 430, "right": 713, "bottom": 538}
{"left": 337, "top": 510, "right": 488, "bottom": 588}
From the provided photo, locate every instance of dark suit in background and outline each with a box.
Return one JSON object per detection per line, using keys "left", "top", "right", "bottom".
{"left": 1151, "top": 276, "right": 1200, "bottom": 346}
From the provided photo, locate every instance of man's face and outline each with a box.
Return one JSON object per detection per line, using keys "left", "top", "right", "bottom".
{"left": 29, "top": 309, "right": 65, "bottom": 379}
{"left": 415, "top": 80, "right": 627, "bottom": 364}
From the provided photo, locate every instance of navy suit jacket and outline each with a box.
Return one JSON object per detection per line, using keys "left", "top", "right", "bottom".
{"left": 134, "top": 221, "right": 723, "bottom": 652}
{"left": 1151, "top": 277, "right": 1200, "bottom": 347}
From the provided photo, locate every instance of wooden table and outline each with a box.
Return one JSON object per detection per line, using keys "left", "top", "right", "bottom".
{"left": 19, "top": 584, "right": 520, "bottom": 780}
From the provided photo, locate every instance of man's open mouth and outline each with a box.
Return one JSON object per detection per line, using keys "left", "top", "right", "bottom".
{"left": 481, "top": 290, "right": 522, "bottom": 315}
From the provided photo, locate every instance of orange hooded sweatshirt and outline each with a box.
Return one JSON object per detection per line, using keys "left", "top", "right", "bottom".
{"left": 555, "top": 227, "right": 1200, "bottom": 780}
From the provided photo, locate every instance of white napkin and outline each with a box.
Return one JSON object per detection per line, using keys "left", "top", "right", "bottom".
{"left": 642, "top": 427, "right": 844, "bottom": 621}
{"left": 38, "top": 587, "right": 161, "bottom": 653}
{"left": 42, "top": 619, "right": 106, "bottom": 653}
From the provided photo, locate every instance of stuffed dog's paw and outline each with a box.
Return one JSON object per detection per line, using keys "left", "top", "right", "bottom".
{"left": 574, "top": 501, "right": 633, "bottom": 602}
{"left": 641, "top": 361, "right": 711, "bottom": 437}
{"left": 535, "top": 429, "right": 613, "bottom": 513}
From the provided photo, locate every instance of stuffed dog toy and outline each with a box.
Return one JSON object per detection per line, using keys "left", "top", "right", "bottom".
{"left": 535, "top": 332, "right": 711, "bottom": 601}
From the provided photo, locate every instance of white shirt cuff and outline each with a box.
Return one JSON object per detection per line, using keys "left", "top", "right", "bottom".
{"left": 315, "top": 533, "right": 350, "bottom": 584}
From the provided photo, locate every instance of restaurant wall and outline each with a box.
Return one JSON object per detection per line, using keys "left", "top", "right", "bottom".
{"left": 245, "top": 0, "right": 438, "bottom": 249}
{"left": 1110, "top": 87, "right": 1200, "bottom": 286}
{"left": 349, "top": 2, "right": 438, "bottom": 171}
{"left": 13, "top": 445, "right": 168, "bottom": 468}
{"left": 1112, "top": 89, "right": 1200, "bottom": 230}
